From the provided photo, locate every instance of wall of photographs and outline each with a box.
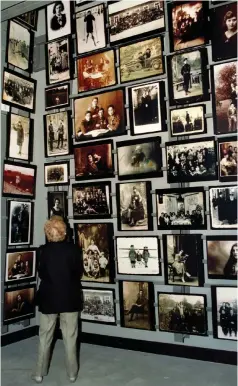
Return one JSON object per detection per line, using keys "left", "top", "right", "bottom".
{"left": 1, "top": 0, "right": 237, "bottom": 355}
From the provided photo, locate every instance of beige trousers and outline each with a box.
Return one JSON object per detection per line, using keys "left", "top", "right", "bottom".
{"left": 35, "top": 312, "right": 79, "bottom": 378}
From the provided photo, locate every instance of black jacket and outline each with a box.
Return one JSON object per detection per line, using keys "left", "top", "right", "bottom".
{"left": 36, "top": 241, "right": 82, "bottom": 314}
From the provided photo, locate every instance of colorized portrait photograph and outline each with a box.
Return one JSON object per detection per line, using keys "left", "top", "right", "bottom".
{"left": 3, "top": 161, "right": 36, "bottom": 199}
{"left": 116, "top": 236, "right": 160, "bottom": 276}
{"left": 158, "top": 293, "right": 207, "bottom": 336}
{"left": 81, "top": 288, "right": 116, "bottom": 324}
{"left": 74, "top": 140, "right": 114, "bottom": 180}
{"left": 44, "top": 161, "right": 69, "bottom": 186}
{"left": 5, "top": 249, "right": 36, "bottom": 284}
{"left": 45, "top": 83, "right": 69, "bottom": 110}
{"left": 16, "top": 10, "right": 38, "bottom": 30}
{"left": 47, "top": 191, "right": 68, "bottom": 219}
{"left": 46, "top": 1, "right": 72, "bottom": 42}
{"left": 156, "top": 187, "right": 206, "bottom": 230}
{"left": 207, "top": 236, "right": 237, "bottom": 280}
{"left": 74, "top": 223, "right": 114, "bottom": 283}
{"left": 46, "top": 37, "right": 71, "bottom": 85}
{"left": 209, "top": 186, "right": 237, "bottom": 229}
{"left": 8, "top": 200, "right": 33, "bottom": 247}
{"left": 44, "top": 111, "right": 71, "bottom": 158}
{"left": 218, "top": 136, "right": 237, "bottom": 182}
{"left": 170, "top": 105, "right": 206, "bottom": 137}
{"left": 3, "top": 285, "right": 36, "bottom": 325}
{"left": 74, "top": 89, "right": 125, "bottom": 141}
{"left": 7, "top": 113, "right": 33, "bottom": 162}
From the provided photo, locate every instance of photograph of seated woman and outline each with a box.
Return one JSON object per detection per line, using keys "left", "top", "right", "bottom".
{"left": 121, "top": 186, "right": 146, "bottom": 229}
{"left": 126, "top": 290, "right": 146, "bottom": 321}
{"left": 224, "top": 243, "right": 238, "bottom": 277}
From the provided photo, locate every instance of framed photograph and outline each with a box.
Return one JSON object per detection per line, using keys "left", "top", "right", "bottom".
{"left": 76, "top": 4, "right": 106, "bottom": 55}
{"left": 209, "top": 185, "right": 238, "bottom": 229}
{"left": 156, "top": 187, "right": 206, "bottom": 230}
{"left": 47, "top": 191, "right": 68, "bottom": 219}
{"left": 72, "top": 181, "right": 112, "bottom": 219}
{"left": 211, "top": 61, "right": 237, "bottom": 135}
{"left": 74, "top": 139, "right": 114, "bottom": 180}
{"left": 2, "top": 68, "right": 36, "bottom": 113}
{"left": 128, "top": 81, "right": 166, "bottom": 135}
{"left": 119, "top": 281, "right": 155, "bottom": 331}
{"left": 6, "top": 113, "right": 33, "bottom": 162}
{"left": 218, "top": 136, "right": 237, "bottom": 182}
{"left": 16, "top": 11, "right": 38, "bottom": 30}
{"left": 74, "top": 89, "right": 126, "bottom": 142}
{"left": 74, "top": 223, "right": 114, "bottom": 283}
{"left": 116, "top": 137, "right": 163, "bottom": 181}
{"left": 43, "top": 111, "right": 72, "bottom": 158}
{"left": 5, "top": 248, "right": 36, "bottom": 284}
{"left": 108, "top": 1, "right": 165, "bottom": 44}
{"left": 166, "top": 137, "right": 218, "bottom": 183}
{"left": 212, "top": 286, "right": 237, "bottom": 341}
{"left": 44, "top": 161, "right": 69, "bottom": 187}
{"left": 170, "top": 104, "right": 206, "bottom": 137}
{"left": 167, "top": 48, "right": 209, "bottom": 106}
{"left": 46, "top": 1, "right": 72, "bottom": 42}
{"left": 211, "top": 3, "right": 237, "bottom": 62}
{"left": 163, "top": 234, "right": 203, "bottom": 287}
{"left": 116, "top": 236, "right": 161, "bottom": 276}
{"left": 167, "top": 1, "right": 208, "bottom": 53}
{"left": 45, "top": 83, "right": 70, "bottom": 110}
{"left": 45, "top": 37, "right": 72, "bottom": 85}
{"left": 119, "top": 36, "right": 164, "bottom": 83}
{"left": 6, "top": 20, "right": 34, "bottom": 73}
{"left": 116, "top": 181, "right": 153, "bottom": 231}
{"left": 81, "top": 288, "right": 116, "bottom": 325}
{"left": 207, "top": 236, "right": 237, "bottom": 280}
{"left": 3, "top": 161, "right": 36, "bottom": 199}
{"left": 7, "top": 200, "right": 33, "bottom": 247}
{"left": 158, "top": 292, "right": 207, "bottom": 336}
{"left": 3, "top": 285, "right": 36, "bottom": 325}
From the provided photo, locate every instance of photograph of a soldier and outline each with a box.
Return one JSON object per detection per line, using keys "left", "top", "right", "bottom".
{"left": 45, "top": 112, "right": 69, "bottom": 157}
{"left": 8, "top": 114, "right": 31, "bottom": 161}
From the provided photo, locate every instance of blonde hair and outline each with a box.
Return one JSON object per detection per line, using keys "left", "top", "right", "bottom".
{"left": 44, "top": 218, "right": 66, "bottom": 242}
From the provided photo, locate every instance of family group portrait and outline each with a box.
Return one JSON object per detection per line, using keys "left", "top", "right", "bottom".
{"left": 5, "top": 250, "right": 36, "bottom": 283}
{"left": 81, "top": 289, "right": 115, "bottom": 324}
{"left": 207, "top": 237, "right": 237, "bottom": 280}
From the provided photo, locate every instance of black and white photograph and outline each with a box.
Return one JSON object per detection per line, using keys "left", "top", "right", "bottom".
{"left": 117, "top": 137, "right": 163, "bottom": 180}
{"left": 116, "top": 237, "right": 160, "bottom": 276}
{"left": 76, "top": 4, "right": 106, "bottom": 55}
{"left": 218, "top": 136, "right": 237, "bottom": 182}
{"left": 3, "top": 285, "right": 36, "bottom": 325}
{"left": 74, "top": 223, "right": 114, "bottom": 283}
{"left": 166, "top": 137, "right": 217, "bottom": 183}
{"left": 2, "top": 68, "right": 36, "bottom": 112}
{"left": 44, "top": 111, "right": 71, "bottom": 158}
{"left": 6, "top": 20, "right": 34, "bottom": 72}
{"left": 47, "top": 191, "right": 68, "bottom": 219}
{"left": 167, "top": 48, "right": 209, "bottom": 105}
{"left": 170, "top": 105, "right": 206, "bottom": 137}
{"left": 46, "top": 37, "right": 71, "bottom": 85}
{"left": 6, "top": 113, "right": 33, "bottom": 162}
{"left": 3, "top": 161, "right": 36, "bottom": 199}
{"left": 5, "top": 249, "right": 36, "bottom": 284}
{"left": 16, "top": 10, "right": 38, "bottom": 30}
{"left": 156, "top": 187, "right": 206, "bottom": 230}
{"left": 46, "top": 1, "right": 72, "bottom": 42}
{"left": 72, "top": 182, "right": 111, "bottom": 219}
{"left": 212, "top": 286, "right": 237, "bottom": 340}
{"left": 45, "top": 83, "right": 69, "bottom": 110}
{"left": 209, "top": 186, "right": 238, "bottom": 229}
{"left": 163, "top": 234, "right": 203, "bottom": 286}
{"left": 158, "top": 293, "right": 207, "bottom": 336}
{"left": 108, "top": 1, "right": 165, "bottom": 44}
{"left": 129, "top": 81, "right": 166, "bottom": 135}
{"left": 44, "top": 161, "right": 69, "bottom": 186}
{"left": 7, "top": 200, "right": 33, "bottom": 247}
{"left": 207, "top": 236, "right": 237, "bottom": 280}
{"left": 81, "top": 288, "right": 116, "bottom": 324}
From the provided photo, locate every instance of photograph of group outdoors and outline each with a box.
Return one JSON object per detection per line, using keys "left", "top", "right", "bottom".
{"left": 7, "top": 20, "right": 33, "bottom": 72}
{"left": 81, "top": 288, "right": 115, "bottom": 324}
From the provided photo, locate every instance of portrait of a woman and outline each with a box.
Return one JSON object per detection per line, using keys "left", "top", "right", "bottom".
{"left": 51, "top": 1, "right": 67, "bottom": 31}
{"left": 224, "top": 243, "right": 238, "bottom": 277}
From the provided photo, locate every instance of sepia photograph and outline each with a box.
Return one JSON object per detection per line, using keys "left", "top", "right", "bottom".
{"left": 116, "top": 181, "right": 153, "bottom": 231}
{"left": 3, "top": 161, "right": 36, "bottom": 199}
{"left": 6, "top": 20, "right": 34, "bottom": 72}
{"left": 3, "top": 285, "right": 36, "bottom": 324}
{"left": 129, "top": 81, "right": 166, "bottom": 135}
{"left": 46, "top": 37, "right": 71, "bottom": 85}
{"left": 7, "top": 200, "right": 33, "bottom": 247}
{"left": 211, "top": 61, "right": 237, "bottom": 135}
{"left": 163, "top": 234, "right": 203, "bottom": 286}
{"left": 74, "top": 140, "right": 114, "bottom": 180}
{"left": 156, "top": 187, "right": 206, "bottom": 230}
{"left": 166, "top": 137, "right": 217, "bottom": 183}
{"left": 72, "top": 182, "right": 111, "bottom": 219}
{"left": 74, "top": 89, "right": 126, "bottom": 141}
{"left": 44, "top": 161, "right": 69, "bottom": 186}
{"left": 76, "top": 4, "right": 106, "bottom": 55}
{"left": 74, "top": 223, "right": 114, "bottom": 283}
{"left": 158, "top": 293, "right": 207, "bottom": 336}
{"left": 81, "top": 288, "right": 116, "bottom": 324}
{"left": 119, "top": 36, "right": 164, "bottom": 83}
{"left": 6, "top": 113, "right": 33, "bottom": 162}
{"left": 109, "top": 1, "right": 165, "bottom": 44}
{"left": 212, "top": 286, "right": 237, "bottom": 341}
{"left": 44, "top": 111, "right": 71, "bottom": 158}
{"left": 47, "top": 191, "right": 68, "bottom": 219}
{"left": 170, "top": 104, "right": 206, "bottom": 137}
{"left": 5, "top": 249, "right": 36, "bottom": 284}
{"left": 207, "top": 236, "right": 237, "bottom": 280}
{"left": 45, "top": 83, "right": 69, "bottom": 110}
{"left": 218, "top": 136, "right": 237, "bottom": 182}
{"left": 119, "top": 281, "right": 154, "bottom": 330}
{"left": 117, "top": 137, "right": 163, "bottom": 180}
{"left": 2, "top": 68, "right": 36, "bottom": 112}
{"left": 46, "top": 1, "right": 72, "bottom": 42}
{"left": 209, "top": 186, "right": 238, "bottom": 229}
{"left": 16, "top": 10, "right": 38, "bottom": 30}
{"left": 116, "top": 236, "right": 160, "bottom": 276}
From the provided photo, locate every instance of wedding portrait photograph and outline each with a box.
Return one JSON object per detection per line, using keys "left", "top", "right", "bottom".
{"left": 170, "top": 105, "right": 206, "bottom": 137}
{"left": 206, "top": 236, "right": 237, "bottom": 280}
{"left": 3, "top": 161, "right": 36, "bottom": 199}
{"left": 46, "top": 37, "right": 71, "bottom": 85}
{"left": 44, "top": 111, "right": 71, "bottom": 158}
{"left": 7, "top": 200, "right": 33, "bottom": 247}
{"left": 47, "top": 191, "right": 68, "bottom": 219}
{"left": 46, "top": 1, "right": 72, "bottom": 42}
{"left": 6, "top": 113, "right": 33, "bottom": 162}
{"left": 45, "top": 83, "right": 69, "bottom": 110}
{"left": 44, "top": 161, "right": 69, "bottom": 186}
{"left": 16, "top": 10, "right": 38, "bottom": 30}
{"left": 218, "top": 136, "right": 237, "bottom": 182}
{"left": 3, "top": 285, "right": 36, "bottom": 325}
{"left": 209, "top": 186, "right": 238, "bottom": 229}
{"left": 81, "top": 288, "right": 116, "bottom": 324}
{"left": 5, "top": 249, "right": 36, "bottom": 284}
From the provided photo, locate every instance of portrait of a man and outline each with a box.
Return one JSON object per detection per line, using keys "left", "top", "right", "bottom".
{"left": 8, "top": 201, "right": 32, "bottom": 246}
{"left": 46, "top": 1, "right": 71, "bottom": 42}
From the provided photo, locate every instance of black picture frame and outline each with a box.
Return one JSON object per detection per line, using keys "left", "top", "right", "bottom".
{"left": 81, "top": 287, "right": 116, "bottom": 325}
{"left": 45, "top": 82, "right": 70, "bottom": 110}
{"left": 7, "top": 200, "right": 34, "bottom": 247}
{"left": 16, "top": 10, "right": 38, "bottom": 31}
{"left": 170, "top": 104, "right": 207, "bottom": 138}
{"left": 47, "top": 191, "right": 68, "bottom": 220}
{"left": 5, "top": 248, "right": 37, "bottom": 285}
{"left": 45, "top": 1, "right": 73, "bottom": 42}
{"left": 116, "top": 137, "right": 163, "bottom": 181}
{"left": 209, "top": 185, "right": 238, "bottom": 229}
{"left": 3, "top": 160, "right": 37, "bottom": 199}
{"left": 217, "top": 136, "right": 237, "bottom": 182}
{"left": 44, "top": 160, "right": 70, "bottom": 187}
{"left": 3, "top": 284, "right": 36, "bottom": 325}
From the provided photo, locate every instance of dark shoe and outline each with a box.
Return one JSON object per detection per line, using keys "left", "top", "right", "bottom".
{"left": 31, "top": 375, "right": 43, "bottom": 383}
